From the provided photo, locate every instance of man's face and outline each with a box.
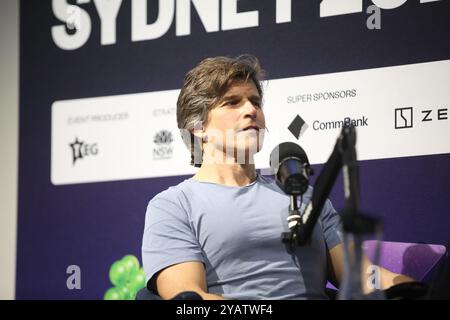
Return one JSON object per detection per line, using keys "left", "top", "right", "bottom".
{"left": 202, "top": 80, "right": 266, "bottom": 164}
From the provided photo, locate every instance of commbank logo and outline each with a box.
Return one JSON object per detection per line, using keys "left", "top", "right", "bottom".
{"left": 313, "top": 116, "right": 368, "bottom": 131}
{"left": 288, "top": 115, "right": 308, "bottom": 139}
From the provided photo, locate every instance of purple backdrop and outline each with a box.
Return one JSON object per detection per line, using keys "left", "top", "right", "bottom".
{"left": 17, "top": 0, "right": 450, "bottom": 299}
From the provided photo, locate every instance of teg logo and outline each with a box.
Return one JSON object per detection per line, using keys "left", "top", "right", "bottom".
{"left": 69, "top": 137, "right": 99, "bottom": 165}
{"left": 51, "top": 0, "right": 442, "bottom": 50}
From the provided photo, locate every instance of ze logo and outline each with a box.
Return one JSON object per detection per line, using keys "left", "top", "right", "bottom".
{"left": 395, "top": 107, "right": 413, "bottom": 129}
{"left": 421, "top": 108, "right": 448, "bottom": 122}
{"left": 395, "top": 107, "right": 448, "bottom": 129}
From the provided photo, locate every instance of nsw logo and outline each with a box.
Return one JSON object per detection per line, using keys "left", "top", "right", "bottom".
{"left": 153, "top": 130, "right": 174, "bottom": 160}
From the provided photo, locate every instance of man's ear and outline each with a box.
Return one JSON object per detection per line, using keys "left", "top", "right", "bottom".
{"left": 191, "top": 128, "right": 207, "bottom": 143}
{"left": 191, "top": 128, "right": 202, "bottom": 139}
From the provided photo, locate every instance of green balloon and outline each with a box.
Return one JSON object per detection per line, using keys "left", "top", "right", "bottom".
{"left": 109, "top": 261, "right": 129, "bottom": 286}
{"left": 127, "top": 283, "right": 137, "bottom": 300}
{"left": 128, "top": 268, "right": 147, "bottom": 292}
{"left": 118, "top": 284, "right": 135, "bottom": 300}
{"left": 121, "top": 255, "right": 140, "bottom": 275}
{"left": 104, "top": 287, "right": 124, "bottom": 300}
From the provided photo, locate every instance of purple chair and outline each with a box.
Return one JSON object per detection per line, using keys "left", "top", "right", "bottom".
{"left": 362, "top": 240, "right": 447, "bottom": 282}
{"left": 326, "top": 240, "right": 447, "bottom": 292}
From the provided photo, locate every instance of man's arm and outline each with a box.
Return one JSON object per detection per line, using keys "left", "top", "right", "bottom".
{"left": 154, "top": 261, "right": 227, "bottom": 300}
{"left": 328, "top": 243, "right": 415, "bottom": 293}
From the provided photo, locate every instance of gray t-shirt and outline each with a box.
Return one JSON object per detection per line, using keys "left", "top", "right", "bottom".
{"left": 142, "top": 174, "right": 342, "bottom": 300}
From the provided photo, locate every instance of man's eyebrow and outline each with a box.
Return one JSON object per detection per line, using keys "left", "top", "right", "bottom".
{"left": 249, "top": 95, "right": 262, "bottom": 101}
{"left": 222, "top": 94, "right": 261, "bottom": 101}
{"left": 222, "top": 95, "right": 240, "bottom": 100}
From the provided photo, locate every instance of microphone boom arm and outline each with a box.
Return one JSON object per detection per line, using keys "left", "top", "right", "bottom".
{"left": 282, "top": 125, "right": 379, "bottom": 248}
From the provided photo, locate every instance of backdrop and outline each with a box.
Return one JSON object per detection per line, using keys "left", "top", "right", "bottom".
{"left": 17, "top": 0, "right": 450, "bottom": 299}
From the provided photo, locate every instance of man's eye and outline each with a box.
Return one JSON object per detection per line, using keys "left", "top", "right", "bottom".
{"left": 225, "top": 100, "right": 239, "bottom": 106}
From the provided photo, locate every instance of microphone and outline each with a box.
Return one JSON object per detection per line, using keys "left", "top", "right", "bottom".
{"left": 269, "top": 142, "right": 313, "bottom": 195}
{"left": 270, "top": 142, "right": 313, "bottom": 249}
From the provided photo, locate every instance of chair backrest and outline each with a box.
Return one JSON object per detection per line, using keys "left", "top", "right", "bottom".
{"left": 326, "top": 240, "right": 447, "bottom": 290}
{"left": 362, "top": 240, "right": 447, "bottom": 281}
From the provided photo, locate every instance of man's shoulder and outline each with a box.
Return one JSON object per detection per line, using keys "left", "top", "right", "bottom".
{"left": 257, "top": 173, "right": 281, "bottom": 192}
{"left": 148, "top": 178, "right": 194, "bottom": 206}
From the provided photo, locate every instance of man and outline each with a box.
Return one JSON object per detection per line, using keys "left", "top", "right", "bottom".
{"left": 141, "top": 55, "right": 413, "bottom": 300}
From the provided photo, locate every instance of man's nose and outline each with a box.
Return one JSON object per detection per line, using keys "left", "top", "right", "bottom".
{"left": 242, "top": 99, "right": 258, "bottom": 118}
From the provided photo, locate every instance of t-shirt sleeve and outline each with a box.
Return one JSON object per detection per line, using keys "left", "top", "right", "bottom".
{"left": 141, "top": 189, "right": 205, "bottom": 284}
{"left": 320, "top": 199, "right": 343, "bottom": 250}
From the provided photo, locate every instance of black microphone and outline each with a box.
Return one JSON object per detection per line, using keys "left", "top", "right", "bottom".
{"left": 269, "top": 142, "right": 313, "bottom": 195}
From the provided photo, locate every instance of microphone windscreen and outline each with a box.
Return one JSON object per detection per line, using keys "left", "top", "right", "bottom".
{"left": 269, "top": 142, "right": 309, "bottom": 173}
